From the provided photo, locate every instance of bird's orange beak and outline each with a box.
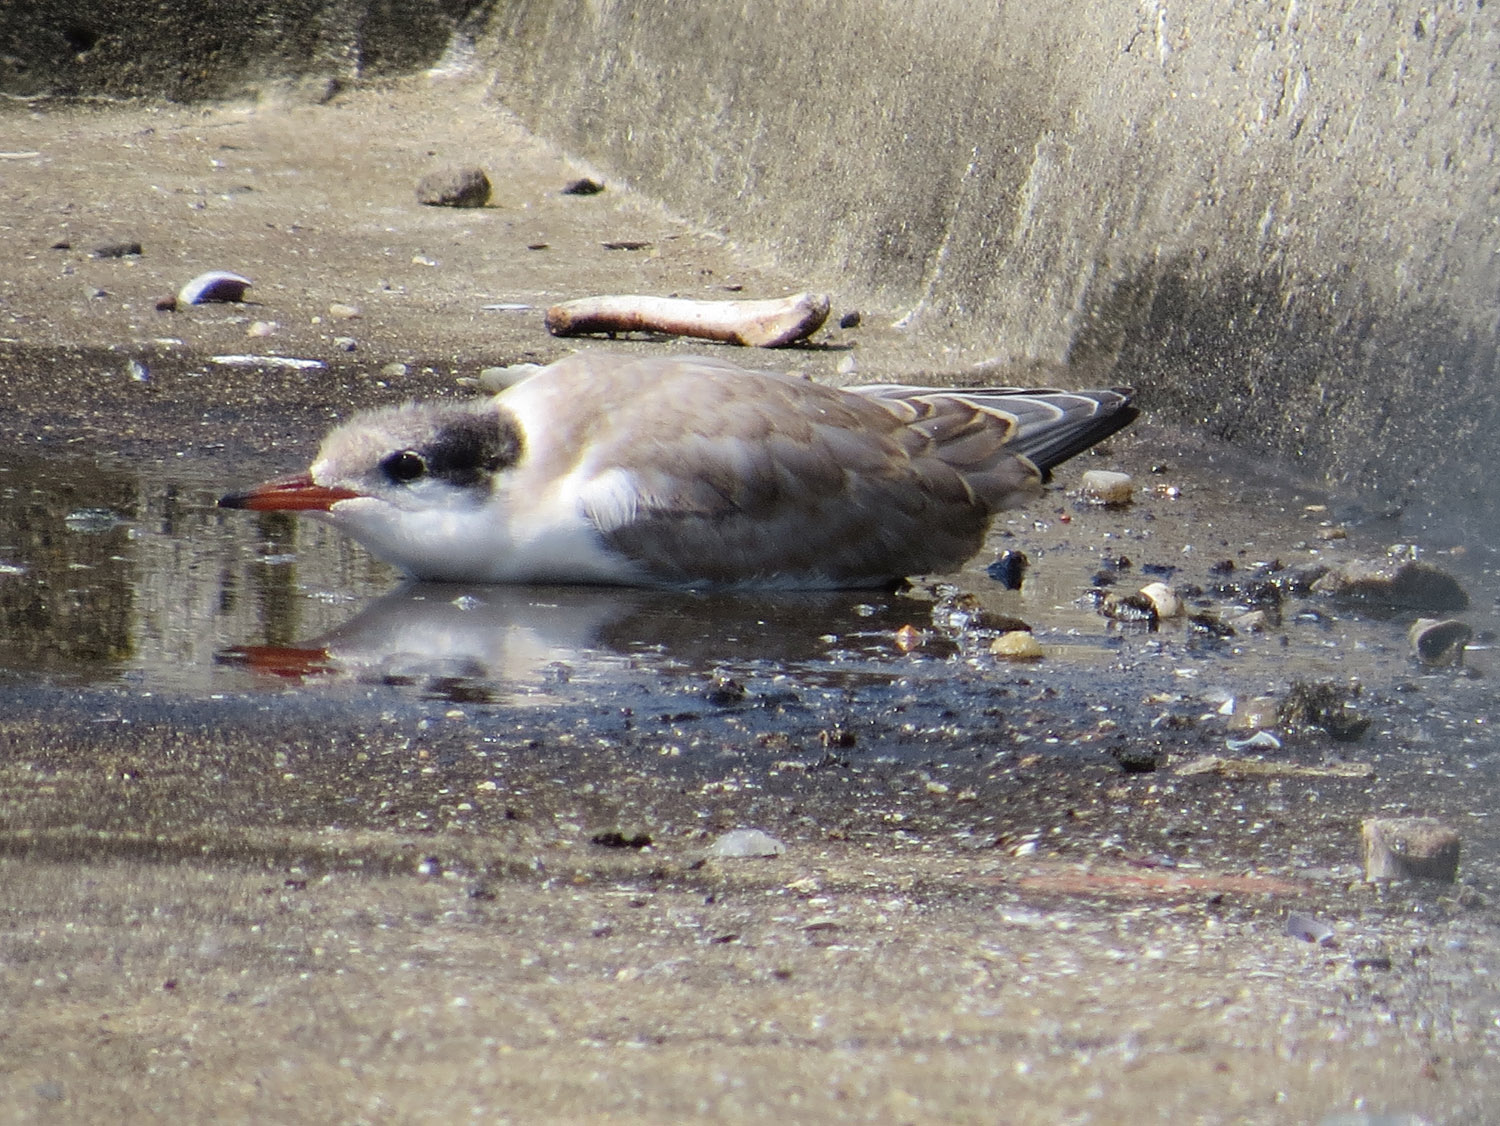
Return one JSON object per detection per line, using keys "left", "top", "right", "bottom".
{"left": 218, "top": 473, "right": 362, "bottom": 513}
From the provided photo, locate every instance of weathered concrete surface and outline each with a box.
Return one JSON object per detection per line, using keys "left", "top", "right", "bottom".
{"left": 4, "top": 1, "right": 1498, "bottom": 537}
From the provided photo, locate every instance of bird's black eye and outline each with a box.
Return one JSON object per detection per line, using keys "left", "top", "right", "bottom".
{"left": 382, "top": 450, "right": 427, "bottom": 483}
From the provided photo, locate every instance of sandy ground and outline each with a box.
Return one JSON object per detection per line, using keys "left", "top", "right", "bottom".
{"left": 1, "top": 74, "right": 1498, "bottom": 1124}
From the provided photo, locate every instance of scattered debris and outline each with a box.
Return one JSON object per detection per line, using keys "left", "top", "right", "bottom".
{"left": 545, "top": 291, "right": 831, "bottom": 348}
{"left": 1100, "top": 591, "right": 1159, "bottom": 629}
{"left": 1408, "top": 618, "right": 1472, "bottom": 666}
{"left": 415, "top": 166, "right": 492, "bottom": 208}
{"left": 177, "top": 270, "right": 252, "bottom": 306}
{"left": 590, "top": 831, "right": 653, "bottom": 849}
{"left": 1111, "top": 744, "right": 1160, "bottom": 773}
{"left": 1311, "top": 558, "right": 1470, "bottom": 612}
{"left": 1279, "top": 680, "right": 1371, "bottom": 742}
{"left": 1362, "top": 817, "right": 1461, "bottom": 883}
{"left": 706, "top": 828, "right": 786, "bottom": 858}
{"left": 1177, "top": 756, "right": 1374, "bottom": 779}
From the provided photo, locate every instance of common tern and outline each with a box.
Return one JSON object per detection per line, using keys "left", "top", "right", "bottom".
{"left": 219, "top": 351, "right": 1137, "bottom": 588}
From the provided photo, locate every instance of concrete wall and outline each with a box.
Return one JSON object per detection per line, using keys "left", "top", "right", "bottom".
{"left": 4, "top": 1, "right": 1498, "bottom": 535}
{"left": 482, "top": 1, "right": 1500, "bottom": 536}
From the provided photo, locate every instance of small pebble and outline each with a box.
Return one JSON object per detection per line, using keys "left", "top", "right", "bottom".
{"left": 990, "top": 631, "right": 1044, "bottom": 660}
{"left": 987, "top": 549, "right": 1028, "bottom": 590}
{"left": 92, "top": 241, "right": 142, "bottom": 258}
{"left": 416, "top": 166, "right": 492, "bottom": 208}
{"left": 836, "top": 354, "right": 858, "bottom": 376}
{"left": 838, "top": 311, "right": 862, "bottom": 329}
{"left": 381, "top": 362, "right": 410, "bottom": 379}
{"left": 476, "top": 363, "right": 542, "bottom": 392}
{"left": 1362, "top": 817, "right": 1461, "bottom": 883}
{"left": 1077, "top": 469, "right": 1133, "bottom": 505}
{"left": 333, "top": 336, "right": 358, "bottom": 352}
{"left": 327, "top": 303, "right": 362, "bottom": 319}
{"left": 707, "top": 828, "right": 786, "bottom": 858}
{"left": 561, "top": 177, "right": 605, "bottom": 195}
{"left": 246, "top": 321, "right": 277, "bottom": 337}
{"left": 1229, "top": 609, "right": 1269, "bottom": 633}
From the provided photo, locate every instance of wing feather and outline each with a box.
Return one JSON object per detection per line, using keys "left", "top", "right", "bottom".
{"left": 499, "top": 354, "right": 1133, "bottom": 587}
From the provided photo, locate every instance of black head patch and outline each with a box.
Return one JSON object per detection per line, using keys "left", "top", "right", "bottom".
{"left": 382, "top": 408, "right": 523, "bottom": 489}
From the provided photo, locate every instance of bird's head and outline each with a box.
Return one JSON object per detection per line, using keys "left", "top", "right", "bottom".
{"left": 219, "top": 400, "right": 526, "bottom": 578}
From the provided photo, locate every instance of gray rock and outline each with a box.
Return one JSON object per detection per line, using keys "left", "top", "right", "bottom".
{"left": 416, "top": 166, "right": 492, "bottom": 208}
{"left": 1362, "top": 817, "right": 1461, "bottom": 883}
{"left": 1311, "top": 559, "right": 1469, "bottom": 612}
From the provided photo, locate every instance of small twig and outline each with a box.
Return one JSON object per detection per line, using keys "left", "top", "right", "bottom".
{"left": 545, "top": 292, "right": 831, "bottom": 348}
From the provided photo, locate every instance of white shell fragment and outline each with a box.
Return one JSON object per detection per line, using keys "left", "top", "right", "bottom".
{"left": 1077, "top": 469, "right": 1133, "bottom": 505}
{"left": 1225, "top": 730, "right": 1282, "bottom": 752}
{"left": 706, "top": 828, "right": 787, "bottom": 858}
{"left": 178, "top": 270, "right": 253, "bottom": 305}
{"left": 1138, "top": 581, "right": 1183, "bottom": 618}
{"left": 210, "top": 355, "right": 327, "bottom": 370}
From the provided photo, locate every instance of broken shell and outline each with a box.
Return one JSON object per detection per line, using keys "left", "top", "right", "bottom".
{"left": 178, "top": 270, "right": 252, "bottom": 306}
{"left": 1138, "top": 581, "right": 1183, "bottom": 618}
{"left": 990, "top": 631, "right": 1044, "bottom": 660}
{"left": 1077, "top": 469, "right": 1133, "bottom": 505}
{"left": 1408, "top": 618, "right": 1472, "bottom": 666}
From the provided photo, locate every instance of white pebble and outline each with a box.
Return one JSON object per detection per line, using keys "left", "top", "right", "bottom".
{"left": 706, "top": 828, "right": 786, "bottom": 858}
{"left": 1077, "top": 470, "right": 1133, "bottom": 505}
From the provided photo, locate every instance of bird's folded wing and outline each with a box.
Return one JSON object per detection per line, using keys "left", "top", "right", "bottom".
{"left": 848, "top": 384, "right": 1136, "bottom": 476}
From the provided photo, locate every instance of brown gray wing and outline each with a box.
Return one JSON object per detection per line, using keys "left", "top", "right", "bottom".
{"left": 847, "top": 383, "right": 1138, "bottom": 485}
{"left": 565, "top": 360, "right": 996, "bottom": 586}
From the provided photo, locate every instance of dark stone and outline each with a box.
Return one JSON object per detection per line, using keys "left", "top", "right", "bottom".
{"left": 415, "top": 166, "right": 492, "bottom": 208}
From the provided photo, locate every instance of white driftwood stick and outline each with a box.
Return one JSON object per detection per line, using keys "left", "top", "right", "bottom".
{"left": 545, "top": 292, "right": 831, "bottom": 348}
